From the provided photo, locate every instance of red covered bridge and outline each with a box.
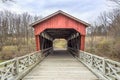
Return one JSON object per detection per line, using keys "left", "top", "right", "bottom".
{"left": 31, "top": 10, "right": 90, "bottom": 54}
{"left": 1, "top": 10, "right": 119, "bottom": 80}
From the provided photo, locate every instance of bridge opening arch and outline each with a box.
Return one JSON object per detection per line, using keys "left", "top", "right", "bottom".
{"left": 53, "top": 39, "right": 67, "bottom": 49}
{"left": 39, "top": 28, "right": 80, "bottom": 50}
{"left": 31, "top": 10, "right": 89, "bottom": 56}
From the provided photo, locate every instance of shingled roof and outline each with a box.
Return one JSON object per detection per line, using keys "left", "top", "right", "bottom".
{"left": 30, "top": 10, "right": 90, "bottom": 27}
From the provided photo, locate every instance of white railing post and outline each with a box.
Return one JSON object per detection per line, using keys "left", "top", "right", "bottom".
{"left": 1, "top": 68, "right": 5, "bottom": 80}
{"left": 28, "top": 54, "right": 31, "bottom": 66}
{"left": 38, "top": 52, "right": 41, "bottom": 60}
{"left": 103, "top": 58, "right": 106, "bottom": 75}
{"left": 15, "top": 57, "right": 19, "bottom": 75}
{"left": 79, "top": 51, "right": 81, "bottom": 59}
{"left": 91, "top": 55, "right": 93, "bottom": 68}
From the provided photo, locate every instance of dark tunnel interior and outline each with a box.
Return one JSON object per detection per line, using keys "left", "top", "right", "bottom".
{"left": 39, "top": 28, "right": 81, "bottom": 56}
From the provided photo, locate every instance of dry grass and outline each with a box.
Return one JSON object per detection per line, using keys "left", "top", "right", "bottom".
{"left": 85, "top": 36, "right": 120, "bottom": 62}
{"left": 0, "top": 39, "right": 36, "bottom": 61}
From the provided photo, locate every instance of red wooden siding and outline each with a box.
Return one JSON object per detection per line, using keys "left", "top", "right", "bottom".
{"left": 35, "top": 35, "right": 40, "bottom": 51}
{"left": 34, "top": 14, "right": 86, "bottom": 36}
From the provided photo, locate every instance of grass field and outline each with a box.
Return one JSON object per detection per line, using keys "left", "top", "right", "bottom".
{"left": 53, "top": 39, "right": 67, "bottom": 48}
{"left": 85, "top": 36, "right": 120, "bottom": 61}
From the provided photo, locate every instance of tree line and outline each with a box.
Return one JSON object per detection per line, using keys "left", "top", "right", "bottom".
{"left": 0, "top": 10, "right": 41, "bottom": 59}
{"left": 86, "top": 0, "right": 120, "bottom": 61}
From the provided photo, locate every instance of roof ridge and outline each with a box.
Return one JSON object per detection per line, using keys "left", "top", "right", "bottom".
{"left": 30, "top": 10, "right": 90, "bottom": 27}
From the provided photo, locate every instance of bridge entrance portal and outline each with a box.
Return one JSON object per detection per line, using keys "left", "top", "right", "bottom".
{"left": 38, "top": 29, "right": 81, "bottom": 55}
{"left": 31, "top": 10, "right": 89, "bottom": 56}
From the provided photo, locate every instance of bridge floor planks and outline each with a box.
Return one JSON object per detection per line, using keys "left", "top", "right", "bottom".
{"left": 22, "top": 50, "right": 98, "bottom": 80}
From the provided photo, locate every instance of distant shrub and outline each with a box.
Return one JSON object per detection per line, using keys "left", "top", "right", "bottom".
{"left": 0, "top": 45, "right": 35, "bottom": 60}
{"left": 112, "top": 40, "right": 120, "bottom": 58}
{"left": 93, "top": 39, "right": 113, "bottom": 57}
{"left": 0, "top": 51, "right": 16, "bottom": 60}
{"left": 2, "top": 46, "right": 18, "bottom": 51}
{"left": 0, "top": 50, "right": 29, "bottom": 60}
{"left": 85, "top": 48, "right": 96, "bottom": 53}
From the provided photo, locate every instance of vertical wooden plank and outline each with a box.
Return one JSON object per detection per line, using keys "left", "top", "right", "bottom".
{"left": 35, "top": 35, "right": 40, "bottom": 51}
{"left": 80, "top": 35, "right": 85, "bottom": 51}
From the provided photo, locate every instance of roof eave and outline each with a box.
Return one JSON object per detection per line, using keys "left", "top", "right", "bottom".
{"left": 30, "top": 10, "right": 90, "bottom": 27}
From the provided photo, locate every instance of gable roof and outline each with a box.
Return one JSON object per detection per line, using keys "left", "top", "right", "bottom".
{"left": 30, "top": 10, "right": 90, "bottom": 27}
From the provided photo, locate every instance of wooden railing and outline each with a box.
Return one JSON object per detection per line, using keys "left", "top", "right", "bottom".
{"left": 1, "top": 48, "right": 119, "bottom": 80}
{"left": 79, "top": 50, "right": 120, "bottom": 80}
{"left": 0, "top": 51, "right": 43, "bottom": 80}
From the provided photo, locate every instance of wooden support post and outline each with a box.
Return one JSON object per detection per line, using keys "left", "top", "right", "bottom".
{"left": 35, "top": 35, "right": 40, "bottom": 51}
{"left": 80, "top": 35, "right": 85, "bottom": 51}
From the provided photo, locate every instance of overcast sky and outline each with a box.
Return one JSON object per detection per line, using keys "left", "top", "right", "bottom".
{"left": 0, "top": 0, "right": 113, "bottom": 23}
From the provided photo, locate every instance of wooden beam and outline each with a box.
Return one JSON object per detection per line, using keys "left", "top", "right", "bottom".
{"left": 41, "top": 32, "right": 53, "bottom": 41}
{"left": 68, "top": 33, "right": 79, "bottom": 40}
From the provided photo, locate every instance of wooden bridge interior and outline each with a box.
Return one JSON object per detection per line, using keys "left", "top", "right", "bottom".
{"left": 39, "top": 28, "right": 81, "bottom": 54}
{"left": 22, "top": 50, "right": 98, "bottom": 80}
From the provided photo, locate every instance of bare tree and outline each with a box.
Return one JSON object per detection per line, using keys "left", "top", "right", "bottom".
{"left": 1, "top": 0, "right": 14, "bottom": 3}
{"left": 0, "top": 10, "right": 41, "bottom": 53}
{"left": 109, "top": 0, "right": 120, "bottom": 6}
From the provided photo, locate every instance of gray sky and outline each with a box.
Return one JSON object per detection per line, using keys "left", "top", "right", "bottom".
{"left": 0, "top": 0, "right": 113, "bottom": 23}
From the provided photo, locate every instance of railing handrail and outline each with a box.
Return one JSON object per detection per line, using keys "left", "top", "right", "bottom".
{"left": 0, "top": 50, "right": 40, "bottom": 65}
{"left": 41, "top": 47, "right": 53, "bottom": 52}
{"left": 80, "top": 50, "right": 120, "bottom": 65}
{"left": 1, "top": 48, "right": 119, "bottom": 80}
{"left": 79, "top": 50, "right": 120, "bottom": 80}
{"left": 0, "top": 58, "right": 15, "bottom": 65}
{"left": 0, "top": 50, "right": 44, "bottom": 80}
{"left": 17, "top": 50, "right": 41, "bottom": 59}
{"left": 105, "top": 59, "right": 120, "bottom": 66}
